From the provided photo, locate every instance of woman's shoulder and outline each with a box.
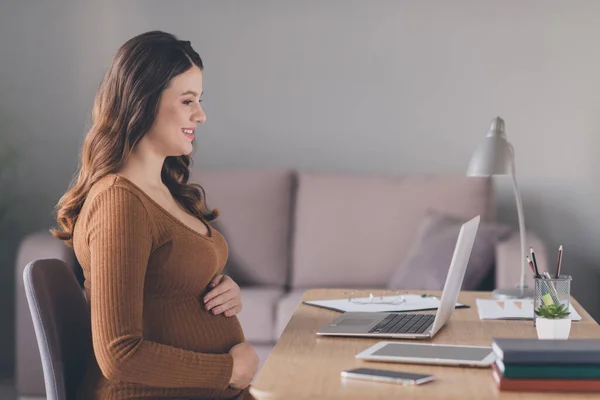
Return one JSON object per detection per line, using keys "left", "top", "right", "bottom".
{"left": 74, "top": 174, "right": 158, "bottom": 252}
{"left": 85, "top": 174, "right": 151, "bottom": 215}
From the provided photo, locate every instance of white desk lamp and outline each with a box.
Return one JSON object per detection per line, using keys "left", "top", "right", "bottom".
{"left": 467, "top": 117, "right": 533, "bottom": 299}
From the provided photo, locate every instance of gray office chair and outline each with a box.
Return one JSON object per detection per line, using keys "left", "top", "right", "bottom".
{"left": 23, "top": 258, "right": 92, "bottom": 400}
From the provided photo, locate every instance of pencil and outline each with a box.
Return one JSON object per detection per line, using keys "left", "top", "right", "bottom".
{"left": 555, "top": 245, "right": 563, "bottom": 279}
{"left": 530, "top": 247, "right": 541, "bottom": 278}
{"left": 526, "top": 256, "right": 538, "bottom": 277}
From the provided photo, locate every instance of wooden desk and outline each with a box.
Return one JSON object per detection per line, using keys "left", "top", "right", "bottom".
{"left": 250, "top": 289, "right": 600, "bottom": 400}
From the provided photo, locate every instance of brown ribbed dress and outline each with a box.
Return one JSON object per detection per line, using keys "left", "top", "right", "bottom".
{"left": 72, "top": 174, "right": 251, "bottom": 399}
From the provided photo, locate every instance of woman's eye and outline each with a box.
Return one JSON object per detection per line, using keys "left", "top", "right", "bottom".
{"left": 183, "top": 100, "right": 203, "bottom": 105}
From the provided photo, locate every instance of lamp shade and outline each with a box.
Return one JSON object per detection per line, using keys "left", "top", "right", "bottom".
{"left": 467, "top": 117, "right": 513, "bottom": 176}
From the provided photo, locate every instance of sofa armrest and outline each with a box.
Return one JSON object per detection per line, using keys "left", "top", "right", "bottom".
{"left": 495, "top": 231, "right": 548, "bottom": 291}
{"left": 15, "top": 231, "right": 76, "bottom": 397}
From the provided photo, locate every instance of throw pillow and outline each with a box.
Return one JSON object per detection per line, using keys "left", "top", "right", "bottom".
{"left": 387, "top": 212, "right": 512, "bottom": 291}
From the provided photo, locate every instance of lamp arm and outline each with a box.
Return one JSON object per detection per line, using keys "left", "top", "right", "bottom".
{"left": 509, "top": 146, "right": 527, "bottom": 289}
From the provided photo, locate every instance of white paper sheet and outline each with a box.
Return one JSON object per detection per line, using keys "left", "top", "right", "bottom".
{"left": 303, "top": 294, "right": 466, "bottom": 313}
{"left": 475, "top": 298, "right": 582, "bottom": 321}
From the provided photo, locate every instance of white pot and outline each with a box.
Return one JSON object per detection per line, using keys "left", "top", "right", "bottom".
{"left": 536, "top": 317, "right": 571, "bottom": 339}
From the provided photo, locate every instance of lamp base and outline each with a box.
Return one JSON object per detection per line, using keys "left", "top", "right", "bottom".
{"left": 492, "top": 286, "right": 534, "bottom": 300}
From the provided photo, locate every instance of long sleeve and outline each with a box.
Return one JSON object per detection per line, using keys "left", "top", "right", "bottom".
{"left": 86, "top": 186, "right": 234, "bottom": 389}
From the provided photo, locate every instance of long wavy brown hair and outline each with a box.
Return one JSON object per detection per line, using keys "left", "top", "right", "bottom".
{"left": 51, "top": 31, "right": 217, "bottom": 247}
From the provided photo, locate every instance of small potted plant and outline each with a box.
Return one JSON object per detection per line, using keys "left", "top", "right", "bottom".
{"left": 534, "top": 303, "right": 571, "bottom": 339}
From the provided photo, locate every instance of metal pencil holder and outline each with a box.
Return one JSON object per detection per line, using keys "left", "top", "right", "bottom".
{"left": 533, "top": 275, "right": 572, "bottom": 325}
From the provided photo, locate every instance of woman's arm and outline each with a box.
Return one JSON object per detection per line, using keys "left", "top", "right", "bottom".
{"left": 87, "top": 186, "right": 233, "bottom": 389}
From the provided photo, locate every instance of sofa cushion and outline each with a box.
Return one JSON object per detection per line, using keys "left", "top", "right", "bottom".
{"left": 291, "top": 172, "right": 493, "bottom": 288}
{"left": 191, "top": 169, "right": 293, "bottom": 286}
{"left": 237, "top": 287, "right": 285, "bottom": 343}
{"left": 387, "top": 211, "right": 512, "bottom": 290}
{"left": 274, "top": 290, "right": 307, "bottom": 339}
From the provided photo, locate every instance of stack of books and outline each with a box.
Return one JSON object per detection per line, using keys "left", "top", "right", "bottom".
{"left": 491, "top": 338, "right": 600, "bottom": 392}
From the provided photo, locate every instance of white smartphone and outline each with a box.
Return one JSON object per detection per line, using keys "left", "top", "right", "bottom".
{"left": 355, "top": 341, "right": 496, "bottom": 367}
{"left": 340, "top": 367, "right": 435, "bottom": 385}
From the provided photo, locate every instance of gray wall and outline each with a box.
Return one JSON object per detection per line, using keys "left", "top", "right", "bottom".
{"left": 1, "top": 0, "right": 600, "bottom": 373}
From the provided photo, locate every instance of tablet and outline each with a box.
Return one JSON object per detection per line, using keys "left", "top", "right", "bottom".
{"left": 355, "top": 341, "right": 496, "bottom": 367}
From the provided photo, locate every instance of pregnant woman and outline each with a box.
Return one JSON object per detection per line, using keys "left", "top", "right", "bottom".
{"left": 51, "top": 31, "right": 258, "bottom": 399}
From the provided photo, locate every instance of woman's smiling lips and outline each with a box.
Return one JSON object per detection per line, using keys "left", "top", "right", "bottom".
{"left": 182, "top": 127, "right": 195, "bottom": 140}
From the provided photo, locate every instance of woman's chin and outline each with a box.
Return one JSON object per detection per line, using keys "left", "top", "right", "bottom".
{"left": 170, "top": 143, "right": 194, "bottom": 157}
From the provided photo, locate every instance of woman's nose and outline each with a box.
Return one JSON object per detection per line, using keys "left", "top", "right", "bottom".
{"left": 193, "top": 106, "right": 206, "bottom": 124}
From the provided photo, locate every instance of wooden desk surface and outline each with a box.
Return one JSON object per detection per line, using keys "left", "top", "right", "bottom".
{"left": 250, "top": 289, "right": 600, "bottom": 400}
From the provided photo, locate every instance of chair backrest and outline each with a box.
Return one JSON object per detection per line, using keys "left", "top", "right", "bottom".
{"left": 23, "top": 258, "right": 92, "bottom": 400}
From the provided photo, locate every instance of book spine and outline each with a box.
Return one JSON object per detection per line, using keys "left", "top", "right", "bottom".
{"left": 492, "top": 365, "right": 600, "bottom": 392}
{"left": 499, "top": 362, "right": 600, "bottom": 379}
{"left": 494, "top": 350, "right": 600, "bottom": 365}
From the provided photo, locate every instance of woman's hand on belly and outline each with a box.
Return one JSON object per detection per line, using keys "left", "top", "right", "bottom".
{"left": 203, "top": 274, "right": 242, "bottom": 317}
{"left": 228, "top": 341, "right": 259, "bottom": 390}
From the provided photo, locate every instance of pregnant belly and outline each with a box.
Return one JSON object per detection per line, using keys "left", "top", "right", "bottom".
{"left": 142, "top": 297, "right": 245, "bottom": 353}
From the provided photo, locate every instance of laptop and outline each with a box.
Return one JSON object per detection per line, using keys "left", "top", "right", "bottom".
{"left": 316, "top": 215, "right": 480, "bottom": 339}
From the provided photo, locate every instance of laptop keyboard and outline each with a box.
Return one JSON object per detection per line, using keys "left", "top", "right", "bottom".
{"left": 368, "top": 314, "right": 435, "bottom": 334}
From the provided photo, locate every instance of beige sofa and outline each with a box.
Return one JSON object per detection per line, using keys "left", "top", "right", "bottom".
{"left": 14, "top": 168, "right": 545, "bottom": 398}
